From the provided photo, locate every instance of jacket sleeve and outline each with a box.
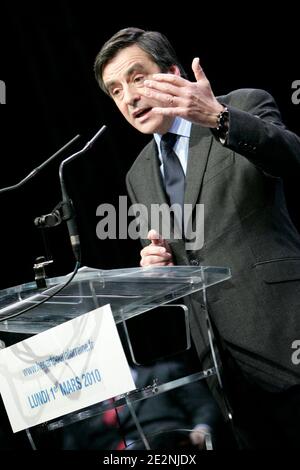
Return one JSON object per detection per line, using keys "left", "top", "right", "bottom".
{"left": 222, "top": 89, "right": 300, "bottom": 177}
{"left": 167, "top": 362, "right": 222, "bottom": 431}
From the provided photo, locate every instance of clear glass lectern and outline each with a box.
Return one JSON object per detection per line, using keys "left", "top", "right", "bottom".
{"left": 0, "top": 265, "right": 231, "bottom": 450}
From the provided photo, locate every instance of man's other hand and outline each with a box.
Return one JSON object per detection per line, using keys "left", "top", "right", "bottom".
{"left": 140, "top": 229, "right": 174, "bottom": 266}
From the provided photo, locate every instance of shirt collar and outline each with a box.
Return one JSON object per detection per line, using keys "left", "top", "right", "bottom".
{"left": 154, "top": 117, "right": 192, "bottom": 148}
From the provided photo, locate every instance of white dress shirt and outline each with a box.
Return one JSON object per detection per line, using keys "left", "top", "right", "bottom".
{"left": 154, "top": 117, "right": 192, "bottom": 177}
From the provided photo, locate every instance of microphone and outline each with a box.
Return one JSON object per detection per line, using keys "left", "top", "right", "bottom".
{"left": 59, "top": 125, "right": 107, "bottom": 262}
{"left": 0, "top": 134, "right": 80, "bottom": 194}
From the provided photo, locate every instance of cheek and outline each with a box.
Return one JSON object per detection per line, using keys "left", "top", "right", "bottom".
{"left": 115, "top": 102, "right": 128, "bottom": 117}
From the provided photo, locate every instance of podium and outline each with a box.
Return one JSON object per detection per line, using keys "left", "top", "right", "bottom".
{"left": 0, "top": 265, "right": 231, "bottom": 449}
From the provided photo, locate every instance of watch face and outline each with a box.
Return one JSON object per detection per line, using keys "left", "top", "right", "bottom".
{"left": 217, "top": 108, "right": 228, "bottom": 129}
{"left": 212, "top": 108, "right": 229, "bottom": 144}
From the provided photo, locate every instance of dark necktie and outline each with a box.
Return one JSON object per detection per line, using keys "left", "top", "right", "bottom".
{"left": 160, "top": 133, "right": 185, "bottom": 210}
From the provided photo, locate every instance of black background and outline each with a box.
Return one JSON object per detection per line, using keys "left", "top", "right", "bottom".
{"left": 0, "top": 2, "right": 299, "bottom": 290}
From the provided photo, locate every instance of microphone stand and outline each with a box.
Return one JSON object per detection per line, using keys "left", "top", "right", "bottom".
{"left": 0, "top": 134, "right": 80, "bottom": 194}
{"left": 0, "top": 125, "right": 107, "bottom": 323}
{"left": 35, "top": 125, "right": 107, "bottom": 263}
{"left": 0, "top": 134, "right": 81, "bottom": 287}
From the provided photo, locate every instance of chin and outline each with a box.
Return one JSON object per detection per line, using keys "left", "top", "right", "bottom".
{"left": 131, "top": 122, "right": 154, "bottom": 134}
{"left": 134, "top": 117, "right": 168, "bottom": 135}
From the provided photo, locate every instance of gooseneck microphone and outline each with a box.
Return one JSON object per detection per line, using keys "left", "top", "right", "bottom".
{"left": 0, "top": 127, "right": 107, "bottom": 324}
{"left": 59, "top": 125, "right": 107, "bottom": 262}
{"left": 0, "top": 134, "right": 80, "bottom": 194}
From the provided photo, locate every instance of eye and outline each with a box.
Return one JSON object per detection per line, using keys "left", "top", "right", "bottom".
{"left": 133, "top": 75, "right": 145, "bottom": 86}
{"left": 111, "top": 88, "right": 122, "bottom": 99}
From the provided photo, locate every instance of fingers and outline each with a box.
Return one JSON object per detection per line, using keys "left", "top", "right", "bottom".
{"left": 148, "top": 73, "right": 187, "bottom": 86}
{"left": 141, "top": 87, "right": 179, "bottom": 108}
{"left": 151, "top": 106, "right": 187, "bottom": 117}
{"left": 140, "top": 230, "right": 174, "bottom": 266}
{"left": 192, "top": 57, "right": 206, "bottom": 82}
{"left": 143, "top": 79, "right": 181, "bottom": 97}
{"left": 140, "top": 246, "right": 173, "bottom": 266}
{"left": 141, "top": 74, "right": 186, "bottom": 107}
{"left": 140, "top": 255, "right": 174, "bottom": 267}
{"left": 141, "top": 78, "right": 181, "bottom": 109}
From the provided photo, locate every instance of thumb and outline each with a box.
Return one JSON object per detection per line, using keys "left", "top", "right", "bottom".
{"left": 147, "top": 229, "right": 164, "bottom": 246}
{"left": 147, "top": 229, "right": 172, "bottom": 253}
{"left": 192, "top": 57, "right": 206, "bottom": 82}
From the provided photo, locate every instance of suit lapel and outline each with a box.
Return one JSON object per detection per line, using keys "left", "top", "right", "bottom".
{"left": 184, "top": 125, "right": 213, "bottom": 209}
{"left": 144, "top": 126, "right": 213, "bottom": 209}
{"left": 144, "top": 140, "right": 169, "bottom": 206}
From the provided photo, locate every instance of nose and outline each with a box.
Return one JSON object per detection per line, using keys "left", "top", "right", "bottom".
{"left": 123, "top": 84, "right": 140, "bottom": 106}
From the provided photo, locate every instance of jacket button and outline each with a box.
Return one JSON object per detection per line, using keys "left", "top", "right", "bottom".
{"left": 190, "top": 259, "right": 199, "bottom": 266}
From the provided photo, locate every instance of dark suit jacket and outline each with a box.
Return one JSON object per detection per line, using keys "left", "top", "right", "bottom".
{"left": 126, "top": 88, "right": 300, "bottom": 393}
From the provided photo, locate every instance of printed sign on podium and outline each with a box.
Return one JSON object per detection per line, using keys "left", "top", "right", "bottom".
{"left": 0, "top": 304, "right": 135, "bottom": 432}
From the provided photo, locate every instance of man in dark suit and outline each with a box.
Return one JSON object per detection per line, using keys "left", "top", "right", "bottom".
{"left": 94, "top": 27, "right": 300, "bottom": 448}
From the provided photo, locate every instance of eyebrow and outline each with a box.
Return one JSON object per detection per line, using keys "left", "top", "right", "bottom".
{"left": 105, "top": 63, "right": 146, "bottom": 92}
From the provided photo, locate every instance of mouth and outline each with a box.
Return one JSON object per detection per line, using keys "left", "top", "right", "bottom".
{"left": 133, "top": 107, "right": 152, "bottom": 119}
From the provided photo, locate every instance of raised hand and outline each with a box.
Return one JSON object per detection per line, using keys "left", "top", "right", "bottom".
{"left": 141, "top": 58, "right": 224, "bottom": 127}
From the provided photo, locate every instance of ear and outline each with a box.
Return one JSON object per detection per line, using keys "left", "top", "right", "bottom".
{"left": 168, "top": 64, "right": 181, "bottom": 76}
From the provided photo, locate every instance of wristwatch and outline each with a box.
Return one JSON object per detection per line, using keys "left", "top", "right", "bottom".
{"left": 212, "top": 106, "right": 229, "bottom": 144}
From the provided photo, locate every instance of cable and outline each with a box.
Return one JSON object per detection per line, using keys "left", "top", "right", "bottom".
{"left": 0, "top": 260, "right": 80, "bottom": 323}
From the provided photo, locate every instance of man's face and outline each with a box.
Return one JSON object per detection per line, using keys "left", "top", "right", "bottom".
{"left": 102, "top": 44, "right": 176, "bottom": 134}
